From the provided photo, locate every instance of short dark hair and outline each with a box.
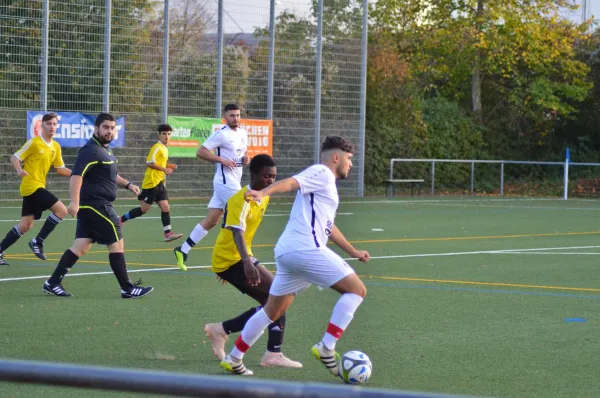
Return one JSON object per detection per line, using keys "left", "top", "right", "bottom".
{"left": 158, "top": 123, "right": 172, "bottom": 133}
{"left": 42, "top": 112, "right": 58, "bottom": 122}
{"left": 250, "top": 154, "right": 276, "bottom": 174}
{"left": 321, "top": 136, "right": 354, "bottom": 154}
{"left": 224, "top": 103, "right": 240, "bottom": 112}
{"left": 95, "top": 113, "right": 116, "bottom": 127}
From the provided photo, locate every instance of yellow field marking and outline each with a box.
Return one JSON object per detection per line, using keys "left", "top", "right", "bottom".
{"left": 370, "top": 275, "right": 600, "bottom": 293}
{"left": 6, "top": 230, "right": 600, "bottom": 259}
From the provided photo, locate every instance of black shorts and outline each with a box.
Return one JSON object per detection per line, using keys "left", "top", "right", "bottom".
{"left": 216, "top": 258, "right": 270, "bottom": 304}
{"left": 75, "top": 204, "right": 123, "bottom": 245}
{"left": 22, "top": 188, "right": 59, "bottom": 220}
{"left": 138, "top": 182, "right": 168, "bottom": 205}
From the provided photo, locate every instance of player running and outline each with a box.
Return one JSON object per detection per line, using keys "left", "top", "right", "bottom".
{"left": 173, "top": 103, "right": 249, "bottom": 270}
{"left": 219, "top": 136, "right": 370, "bottom": 376}
{"left": 0, "top": 112, "right": 71, "bottom": 265}
{"left": 204, "top": 154, "right": 301, "bottom": 370}
{"left": 120, "top": 123, "right": 184, "bottom": 242}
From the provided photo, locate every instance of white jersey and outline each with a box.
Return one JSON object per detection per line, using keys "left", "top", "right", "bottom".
{"left": 274, "top": 164, "right": 339, "bottom": 258}
{"left": 202, "top": 125, "right": 248, "bottom": 189}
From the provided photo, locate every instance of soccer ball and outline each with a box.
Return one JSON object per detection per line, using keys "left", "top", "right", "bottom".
{"left": 339, "top": 350, "right": 372, "bottom": 384}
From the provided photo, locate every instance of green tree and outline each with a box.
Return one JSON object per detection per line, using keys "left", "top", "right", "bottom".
{"left": 370, "top": 0, "right": 592, "bottom": 159}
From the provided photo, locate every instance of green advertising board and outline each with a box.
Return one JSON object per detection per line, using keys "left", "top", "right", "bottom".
{"left": 167, "top": 116, "right": 222, "bottom": 158}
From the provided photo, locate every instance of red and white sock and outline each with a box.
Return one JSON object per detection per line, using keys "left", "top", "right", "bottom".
{"left": 230, "top": 308, "right": 272, "bottom": 360}
{"left": 322, "top": 293, "right": 364, "bottom": 351}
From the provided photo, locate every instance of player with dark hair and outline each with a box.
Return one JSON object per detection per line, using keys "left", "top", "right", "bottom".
{"left": 0, "top": 112, "right": 71, "bottom": 265}
{"left": 120, "top": 123, "right": 183, "bottom": 242}
{"left": 174, "top": 103, "right": 250, "bottom": 270}
{"left": 43, "top": 113, "right": 154, "bottom": 299}
{"left": 204, "top": 154, "right": 301, "bottom": 370}
{"left": 220, "top": 136, "right": 370, "bottom": 376}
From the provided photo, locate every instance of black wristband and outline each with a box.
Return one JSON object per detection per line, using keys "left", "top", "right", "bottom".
{"left": 125, "top": 182, "right": 131, "bottom": 189}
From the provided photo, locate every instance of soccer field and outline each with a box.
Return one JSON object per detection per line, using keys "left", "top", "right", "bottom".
{"left": 1, "top": 197, "right": 599, "bottom": 397}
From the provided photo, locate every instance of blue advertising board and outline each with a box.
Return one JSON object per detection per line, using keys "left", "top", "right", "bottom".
{"left": 27, "top": 111, "right": 125, "bottom": 148}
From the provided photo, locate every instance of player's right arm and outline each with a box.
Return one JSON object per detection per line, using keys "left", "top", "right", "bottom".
{"left": 225, "top": 193, "right": 261, "bottom": 285}
{"left": 245, "top": 165, "right": 329, "bottom": 202}
{"left": 68, "top": 147, "right": 95, "bottom": 217}
{"left": 67, "top": 176, "right": 83, "bottom": 217}
{"left": 230, "top": 228, "right": 260, "bottom": 286}
{"left": 245, "top": 178, "right": 300, "bottom": 202}
{"left": 10, "top": 155, "right": 28, "bottom": 177}
{"left": 197, "top": 130, "right": 236, "bottom": 170}
{"left": 11, "top": 139, "right": 34, "bottom": 177}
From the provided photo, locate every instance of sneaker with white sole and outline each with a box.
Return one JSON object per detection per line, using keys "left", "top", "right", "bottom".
{"left": 311, "top": 341, "right": 340, "bottom": 376}
{"left": 42, "top": 281, "right": 72, "bottom": 297}
{"left": 121, "top": 285, "right": 154, "bottom": 299}
{"left": 29, "top": 239, "right": 46, "bottom": 260}
{"left": 204, "top": 323, "right": 228, "bottom": 360}
{"left": 220, "top": 354, "right": 253, "bottom": 375}
{"left": 260, "top": 351, "right": 303, "bottom": 368}
{"left": 0, "top": 252, "right": 8, "bottom": 265}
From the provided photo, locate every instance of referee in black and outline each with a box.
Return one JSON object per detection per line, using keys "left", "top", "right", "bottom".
{"left": 43, "top": 113, "right": 153, "bottom": 299}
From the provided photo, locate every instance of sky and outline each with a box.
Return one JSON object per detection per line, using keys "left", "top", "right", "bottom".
{"left": 207, "top": 0, "right": 600, "bottom": 34}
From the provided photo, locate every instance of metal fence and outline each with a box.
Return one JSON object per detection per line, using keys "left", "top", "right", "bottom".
{"left": 0, "top": 358, "right": 470, "bottom": 398}
{"left": 0, "top": 0, "right": 367, "bottom": 200}
{"left": 389, "top": 158, "right": 600, "bottom": 199}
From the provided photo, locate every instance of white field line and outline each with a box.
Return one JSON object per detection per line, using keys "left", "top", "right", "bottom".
{"left": 2, "top": 245, "right": 599, "bottom": 283}
{"left": 0, "top": 213, "right": 354, "bottom": 223}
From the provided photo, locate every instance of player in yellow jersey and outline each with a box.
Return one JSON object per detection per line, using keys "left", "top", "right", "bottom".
{"left": 0, "top": 113, "right": 71, "bottom": 265}
{"left": 120, "top": 124, "right": 183, "bottom": 242}
{"left": 203, "top": 154, "right": 301, "bottom": 371}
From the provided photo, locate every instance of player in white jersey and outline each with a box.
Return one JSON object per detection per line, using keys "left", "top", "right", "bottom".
{"left": 174, "top": 103, "right": 249, "bottom": 270}
{"left": 219, "top": 136, "right": 370, "bottom": 377}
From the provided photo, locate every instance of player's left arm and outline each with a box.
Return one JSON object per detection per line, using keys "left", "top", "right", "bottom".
{"left": 242, "top": 151, "right": 250, "bottom": 166}
{"left": 116, "top": 174, "right": 140, "bottom": 195}
{"left": 53, "top": 145, "right": 71, "bottom": 177}
{"left": 55, "top": 167, "right": 72, "bottom": 177}
{"left": 329, "top": 225, "right": 370, "bottom": 262}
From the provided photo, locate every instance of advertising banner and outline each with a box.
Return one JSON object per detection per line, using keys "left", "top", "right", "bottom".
{"left": 167, "top": 116, "right": 221, "bottom": 158}
{"left": 168, "top": 116, "right": 273, "bottom": 158}
{"left": 27, "top": 111, "right": 125, "bottom": 148}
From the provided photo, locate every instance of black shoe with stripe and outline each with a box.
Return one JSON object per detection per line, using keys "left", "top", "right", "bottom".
{"left": 43, "top": 281, "right": 72, "bottom": 297}
{"left": 121, "top": 285, "right": 154, "bottom": 299}
{"left": 0, "top": 252, "right": 8, "bottom": 266}
{"left": 29, "top": 239, "right": 47, "bottom": 260}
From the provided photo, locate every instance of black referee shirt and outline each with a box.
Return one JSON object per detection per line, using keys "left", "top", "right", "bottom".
{"left": 72, "top": 136, "right": 119, "bottom": 206}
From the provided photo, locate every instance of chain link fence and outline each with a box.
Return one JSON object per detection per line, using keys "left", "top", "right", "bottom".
{"left": 0, "top": 0, "right": 366, "bottom": 201}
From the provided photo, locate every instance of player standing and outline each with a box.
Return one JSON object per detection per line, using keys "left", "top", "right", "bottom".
{"left": 120, "top": 124, "right": 183, "bottom": 242}
{"left": 43, "top": 113, "right": 153, "bottom": 299}
{"left": 219, "top": 136, "right": 370, "bottom": 376}
{"left": 0, "top": 112, "right": 71, "bottom": 265}
{"left": 173, "top": 103, "right": 249, "bottom": 270}
{"left": 204, "top": 154, "right": 301, "bottom": 370}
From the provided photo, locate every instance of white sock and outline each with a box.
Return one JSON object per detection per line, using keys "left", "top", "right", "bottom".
{"left": 322, "top": 293, "right": 364, "bottom": 351}
{"left": 181, "top": 224, "right": 208, "bottom": 254}
{"left": 230, "top": 309, "right": 272, "bottom": 360}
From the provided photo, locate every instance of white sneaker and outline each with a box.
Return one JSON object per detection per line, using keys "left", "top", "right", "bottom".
{"left": 260, "top": 351, "right": 303, "bottom": 368}
{"left": 311, "top": 341, "right": 340, "bottom": 376}
{"left": 220, "top": 354, "right": 253, "bottom": 375}
{"left": 204, "top": 323, "right": 228, "bottom": 360}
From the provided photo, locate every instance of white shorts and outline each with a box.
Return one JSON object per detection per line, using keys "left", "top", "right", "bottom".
{"left": 207, "top": 184, "right": 240, "bottom": 209}
{"left": 270, "top": 247, "right": 355, "bottom": 296}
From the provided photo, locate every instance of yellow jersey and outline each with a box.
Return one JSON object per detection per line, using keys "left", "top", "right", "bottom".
{"left": 142, "top": 141, "right": 168, "bottom": 189}
{"left": 212, "top": 185, "right": 270, "bottom": 273}
{"left": 13, "top": 136, "right": 65, "bottom": 197}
